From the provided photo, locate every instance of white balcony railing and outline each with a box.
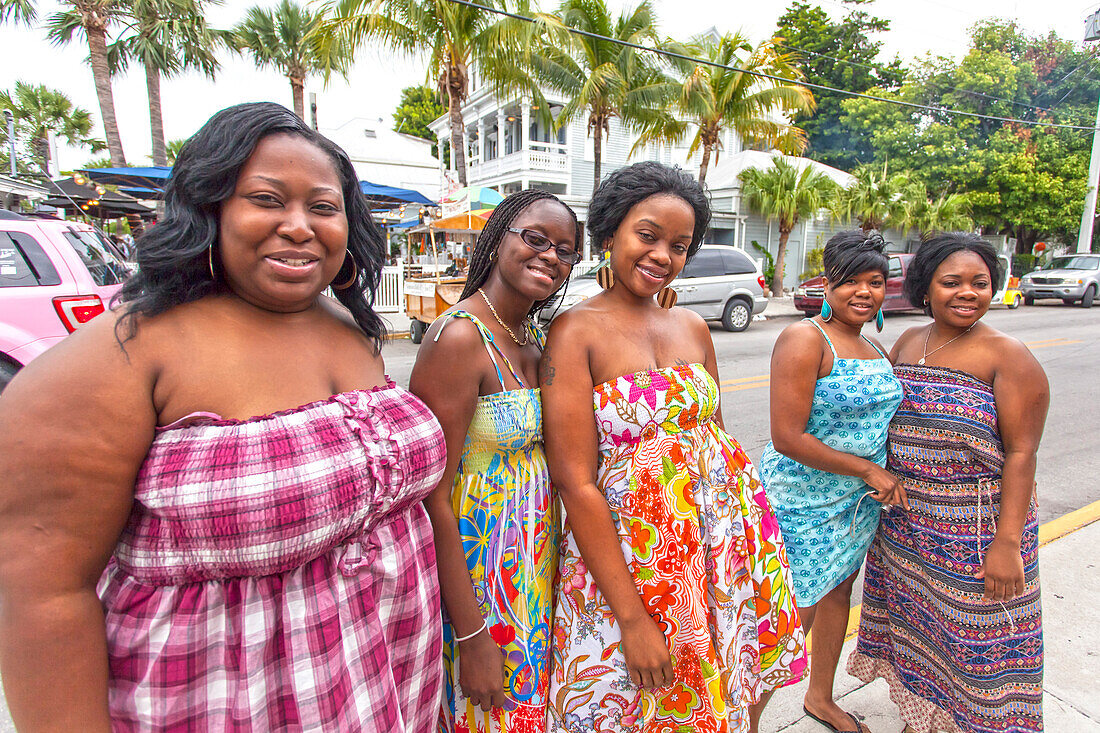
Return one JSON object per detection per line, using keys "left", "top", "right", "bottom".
{"left": 469, "top": 146, "right": 569, "bottom": 181}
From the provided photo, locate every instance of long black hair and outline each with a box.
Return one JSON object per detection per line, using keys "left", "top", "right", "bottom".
{"left": 823, "top": 229, "right": 890, "bottom": 285}
{"left": 459, "top": 189, "right": 582, "bottom": 316}
{"left": 116, "top": 102, "right": 387, "bottom": 345}
{"left": 904, "top": 232, "right": 1001, "bottom": 310}
{"left": 587, "top": 161, "right": 711, "bottom": 258}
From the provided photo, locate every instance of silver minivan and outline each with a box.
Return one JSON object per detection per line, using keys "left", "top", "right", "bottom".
{"left": 540, "top": 244, "right": 769, "bottom": 331}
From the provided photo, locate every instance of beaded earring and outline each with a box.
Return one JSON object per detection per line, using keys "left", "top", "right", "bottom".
{"left": 596, "top": 249, "right": 615, "bottom": 290}
{"left": 875, "top": 308, "right": 885, "bottom": 332}
{"left": 820, "top": 300, "right": 833, "bottom": 322}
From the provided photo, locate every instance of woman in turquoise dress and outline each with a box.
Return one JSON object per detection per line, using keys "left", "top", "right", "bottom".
{"left": 757, "top": 231, "right": 905, "bottom": 733}
{"left": 410, "top": 190, "right": 582, "bottom": 732}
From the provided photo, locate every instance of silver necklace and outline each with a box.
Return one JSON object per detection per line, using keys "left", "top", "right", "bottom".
{"left": 918, "top": 323, "right": 974, "bottom": 365}
{"left": 478, "top": 288, "right": 529, "bottom": 346}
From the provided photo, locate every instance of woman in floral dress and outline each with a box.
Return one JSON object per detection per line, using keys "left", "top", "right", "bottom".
{"left": 412, "top": 190, "right": 582, "bottom": 732}
{"left": 541, "top": 162, "right": 807, "bottom": 733}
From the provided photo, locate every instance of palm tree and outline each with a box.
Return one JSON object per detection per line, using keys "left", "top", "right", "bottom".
{"left": 637, "top": 32, "right": 814, "bottom": 185}
{"left": 0, "top": 0, "right": 128, "bottom": 166}
{"left": 740, "top": 156, "right": 836, "bottom": 294}
{"left": 527, "top": 0, "right": 677, "bottom": 194}
{"left": 0, "top": 80, "right": 105, "bottom": 173}
{"left": 165, "top": 137, "right": 187, "bottom": 164}
{"left": 111, "top": 0, "right": 225, "bottom": 166}
{"left": 831, "top": 163, "right": 911, "bottom": 231}
{"left": 317, "top": 0, "right": 543, "bottom": 186}
{"left": 898, "top": 182, "right": 972, "bottom": 237}
{"left": 233, "top": 0, "right": 343, "bottom": 120}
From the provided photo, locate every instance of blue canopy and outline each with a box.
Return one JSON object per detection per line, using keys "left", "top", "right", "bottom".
{"left": 359, "top": 180, "right": 433, "bottom": 205}
{"left": 79, "top": 166, "right": 172, "bottom": 192}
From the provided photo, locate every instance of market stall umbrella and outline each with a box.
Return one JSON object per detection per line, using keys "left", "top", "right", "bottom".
{"left": 42, "top": 177, "right": 155, "bottom": 219}
{"left": 429, "top": 208, "right": 494, "bottom": 233}
{"left": 359, "top": 180, "right": 434, "bottom": 207}
{"left": 443, "top": 186, "right": 504, "bottom": 210}
{"left": 77, "top": 166, "right": 172, "bottom": 199}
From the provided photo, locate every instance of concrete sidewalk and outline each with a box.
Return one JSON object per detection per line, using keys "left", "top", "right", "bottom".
{"left": 762, "top": 507, "right": 1100, "bottom": 733}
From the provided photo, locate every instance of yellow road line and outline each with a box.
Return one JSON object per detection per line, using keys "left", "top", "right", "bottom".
{"left": 720, "top": 374, "right": 770, "bottom": 386}
{"left": 722, "top": 380, "right": 770, "bottom": 393}
{"left": 1024, "top": 337, "right": 1073, "bottom": 347}
{"left": 1029, "top": 339, "right": 1082, "bottom": 349}
{"left": 840, "top": 498, "right": 1100, "bottom": 641}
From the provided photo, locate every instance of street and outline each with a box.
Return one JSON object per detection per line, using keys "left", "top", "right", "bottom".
{"left": 382, "top": 303, "right": 1100, "bottom": 524}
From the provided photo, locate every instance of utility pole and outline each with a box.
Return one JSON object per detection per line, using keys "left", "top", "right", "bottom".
{"left": 3, "top": 109, "right": 15, "bottom": 177}
{"left": 310, "top": 93, "right": 319, "bottom": 131}
{"left": 1076, "top": 9, "right": 1100, "bottom": 253}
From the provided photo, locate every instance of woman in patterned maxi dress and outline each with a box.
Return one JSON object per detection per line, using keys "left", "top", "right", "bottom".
{"left": 0, "top": 103, "right": 449, "bottom": 730}
{"left": 756, "top": 231, "right": 904, "bottom": 733}
{"left": 542, "top": 163, "right": 807, "bottom": 733}
{"left": 412, "top": 191, "right": 582, "bottom": 732}
{"left": 848, "top": 233, "right": 1048, "bottom": 733}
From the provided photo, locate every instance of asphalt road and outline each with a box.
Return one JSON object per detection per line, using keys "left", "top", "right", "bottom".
{"left": 382, "top": 302, "right": 1100, "bottom": 523}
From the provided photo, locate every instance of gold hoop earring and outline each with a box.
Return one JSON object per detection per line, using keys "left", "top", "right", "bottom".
{"left": 331, "top": 254, "right": 358, "bottom": 290}
{"left": 208, "top": 245, "right": 216, "bottom": 281}
{"left": 657, "top": 287, "right": 677, "bottom": 309}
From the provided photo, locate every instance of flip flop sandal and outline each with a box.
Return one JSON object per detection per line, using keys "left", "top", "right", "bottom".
{"left": 803, "top": 706, "right": 868, "bottom": 733}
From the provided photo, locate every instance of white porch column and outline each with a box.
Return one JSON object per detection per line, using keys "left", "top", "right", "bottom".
{"left": 497, "top": 110, "right": 506, "bottom": 156}
{"left": 477, "top": 117, "right": 486, "bottom": 163}
{"left": 521, "top": 101, "right": 531, "bottom": 151}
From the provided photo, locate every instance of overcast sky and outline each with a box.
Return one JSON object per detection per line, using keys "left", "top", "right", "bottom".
{"left": 0, "top": 0, "right": 1096, "bottom": 172}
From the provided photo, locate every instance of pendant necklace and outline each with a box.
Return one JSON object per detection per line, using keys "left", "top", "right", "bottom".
{"left": 918, "top": 323, "right": 974, "bottom": 365}
{"left": 479, "top": 288, "right": 530, "bottom": 346}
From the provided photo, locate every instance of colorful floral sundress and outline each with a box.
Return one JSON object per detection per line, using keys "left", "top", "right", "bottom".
{"left": 548, "top": 363, "right": 808, "bottom": 733}
{"left": 436, "top": 311, "right": 558, "bottom": 733}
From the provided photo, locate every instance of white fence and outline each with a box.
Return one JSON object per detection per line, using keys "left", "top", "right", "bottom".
{"left": 375, "top": 264, "right": 405, "bottom": 313}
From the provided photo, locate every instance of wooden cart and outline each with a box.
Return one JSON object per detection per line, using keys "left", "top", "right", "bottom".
{"left": 404, "top": 277, "right": 467, "bottom": 343}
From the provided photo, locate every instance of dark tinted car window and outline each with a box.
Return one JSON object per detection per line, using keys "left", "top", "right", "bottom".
{"left": 62, "top": 229, "right": 127, "bottom": 286}
{"left": 888, "top": 258, "right": 903, "bottom": 278}
{"left": 720, "top": 249, "right": 756, "bottom": 275}
{"left": 0, "top": 232, "right": 61, "bottom": 288}
{"left": 681, "top": 250, "right": 724, "bottom": 278}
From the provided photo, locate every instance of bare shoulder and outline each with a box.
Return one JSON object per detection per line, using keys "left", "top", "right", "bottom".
{"left": 420, "top": 306, "right": 485, "bottom": 360}
{"left": 545, "top": 303, "right": 600, "bottom": 348}
{"left": 983, "top": 326, "right": 1046, "bottom": 379}
{"left": 894, "top": 325, "right": 926, "bottom": 349}
{"left": 774, "top": 318, "right": 825, "bottom": 349}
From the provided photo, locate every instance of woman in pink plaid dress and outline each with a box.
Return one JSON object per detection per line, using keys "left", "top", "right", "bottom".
{"left": 0, "top": 103, "right": 447, "bottom": 732}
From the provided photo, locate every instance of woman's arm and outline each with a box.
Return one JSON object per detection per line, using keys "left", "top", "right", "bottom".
{"left": 541, "top": 313, "right": 672, "bottom": 690}
{"left": 408, "top": 317, "right": 506, "bottom": 712}
{"left": 0, "top": 314, "right": 156, "bottom": 731}
{"left": 769, "top": 323, "right": 905, "bottom": 507}
{"left": 983, "top": 337, "right": 1050, "bottom": 602}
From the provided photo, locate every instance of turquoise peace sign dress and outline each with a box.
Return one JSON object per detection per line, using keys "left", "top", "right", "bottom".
{"left": 759, "top": 319, "right": 903, "bottom": 607}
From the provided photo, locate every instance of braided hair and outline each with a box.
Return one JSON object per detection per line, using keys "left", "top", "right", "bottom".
{"left": 459, "top": 189, "right": 582, "bottom": 316}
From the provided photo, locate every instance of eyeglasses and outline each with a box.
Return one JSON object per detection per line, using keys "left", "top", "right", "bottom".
{"left": 507, "top": 227, "right": 582, "bottom": 265}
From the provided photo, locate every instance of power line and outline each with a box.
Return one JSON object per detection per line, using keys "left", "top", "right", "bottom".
{"left": 437, "top": 0, "right": 1100, "bottom": 132}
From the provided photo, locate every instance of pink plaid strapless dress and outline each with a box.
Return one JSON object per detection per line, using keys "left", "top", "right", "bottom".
{"left": 98, "top": 381, "right": 446, "bottom": 732}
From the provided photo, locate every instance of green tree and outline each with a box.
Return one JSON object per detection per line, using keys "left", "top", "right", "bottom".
{"left": 165, "top": 137, "right": 186, "bottom": 164}
{"left": 740, "top": 157, "right": 837, "bottom": 293}
{"left": 774, "top": 0, "right": 904, "bottom": 170}
{"left": 393, "top": 85, "right": 447, "bottom": 157}
{"left": 0, "top": 80, "right": 105, "bottom": 173}
{"left": 527, "top": 0, "right": 678, "bottom": 194}
{"left": 0, "top": 0, "right": 129, "bottom": 166}
{"left": 233, "top": 0, "right": 345, "bottom": 120}
{"left": 111, "top": 0, "right": 225, "bottom": 166}
{"left": 318, "top": 0, "right": 542, "bottom": 186}
{"left": 897, "top": 182, "right": 972, "bottom": 237}
{"left": 636, "top": 32, "right": 814, "bottom": 184}
{"left": 830, "top": 163, "right": 910, "bottom": 231}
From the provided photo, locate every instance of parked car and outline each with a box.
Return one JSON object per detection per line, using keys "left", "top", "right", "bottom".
{"left": 1019, "top": 254, "right": 1100, "bottom": 308}
{"left": 0, "top": 212, "right": 129, "bottom": 392}
{"left": 794, "top": 253, "right": 915, "bottom": 316}
{"left": 540, "top": 244, "right": 768, "bottom": 331}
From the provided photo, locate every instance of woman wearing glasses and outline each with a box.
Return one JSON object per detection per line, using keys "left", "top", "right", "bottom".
{"left": 410, "top": 190, "right": 583, "bottom": 732}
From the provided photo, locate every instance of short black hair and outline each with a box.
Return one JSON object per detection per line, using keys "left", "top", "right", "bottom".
{"left": 458, "top": 189, "right": 582, "bottom": 316}
{"left": 587, "top": 161, "right": 711, "bottom": 258}
{"left": 823, "top": 229, "right": 890, "bottom": 285}
{"left": 905, "top": 232, "right": 1001, "bottom": 309}
{"left": 116, "top": 102, "right": 387, "bottom": 345}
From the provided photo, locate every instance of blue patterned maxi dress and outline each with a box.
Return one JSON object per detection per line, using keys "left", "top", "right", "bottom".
{"left": 759, "top": 319, "right": 903, "bottom": 607}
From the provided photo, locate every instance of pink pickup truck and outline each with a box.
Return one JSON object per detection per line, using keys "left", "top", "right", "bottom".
{"left": 0, "top": 212, "right": 129, "bottom": 392}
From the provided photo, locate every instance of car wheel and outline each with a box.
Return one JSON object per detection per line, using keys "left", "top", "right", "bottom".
{"left": 1082, "top": 285, "right": 1096, "bottom": 308}
{"left": 721, "top": 299, "right": 752, "bottom": 332}
{"left": 410, "top": 319, "right": 426, "bottom": 344}
{"left": 1024, "top": 295, "right": 1034, "bottom": 306}
{"left": 0, "top": 359, "right": 19, "bottom": 395}
{"left": 1007, "top": 293, "right": 1021, "bottom": 309}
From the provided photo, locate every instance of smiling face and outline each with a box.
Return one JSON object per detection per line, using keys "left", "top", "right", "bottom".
{"left": 823, "top": 269, "right": 886, "bottom": 326}
{"left": 927, "top": 249, "right": 993, "bottom": 328}
{"left": 216, "top": 133, "right": 348, "bottom": 312}
{"left": 492, "top": 198, "right": 578, "bottom": 302}
{"left": 607, "top": 194, "right": 695, "bottom": 297}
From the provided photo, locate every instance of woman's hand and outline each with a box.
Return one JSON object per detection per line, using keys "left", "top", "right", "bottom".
{"left": 976, "top": 537, "right": 1025, "bottom": 602}
{"left": 619, "top": 615, "right": 673, "bottom": 690}
{"left": 457, "top": 631, "right": 509, "bottom": 712}
{"left": 863, "top": 463, "right": 909, "bottom": 510}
